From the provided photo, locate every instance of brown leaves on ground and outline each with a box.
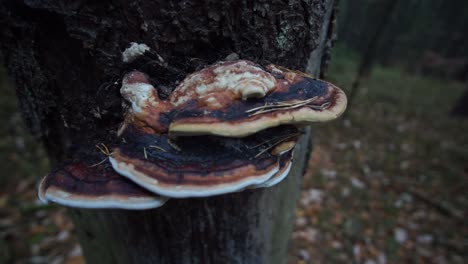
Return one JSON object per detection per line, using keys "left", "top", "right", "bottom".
{"left": 288, "top": 63, "right": 468, "bottom": 264}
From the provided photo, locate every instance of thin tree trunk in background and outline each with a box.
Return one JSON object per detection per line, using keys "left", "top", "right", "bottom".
{"left": 0, "top": 0, "right": 338, "bottom": 263}
{"left": 345, "top": 0, "right": 399, "bottom": 114}
{"left": 451, "top": 86, "right": 468, "bottom": 117}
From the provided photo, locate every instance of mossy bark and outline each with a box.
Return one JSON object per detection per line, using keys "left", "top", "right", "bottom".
{"left": 0, "top": 0, "right": 337, "bottom": 263}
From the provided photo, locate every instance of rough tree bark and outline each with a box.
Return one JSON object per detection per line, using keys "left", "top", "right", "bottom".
{"left": 0, "top": 0, "right": 338, "bottom": 263}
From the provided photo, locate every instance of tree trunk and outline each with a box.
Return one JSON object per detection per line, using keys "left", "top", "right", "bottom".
{"left": 451, "top": 86, "right": 468, "bottom": 117}
{"left": 0, "top": 0, "right": 338, "bottom": 263}
{"left": 345, "top": 0, "right": 399, "bottom": 114}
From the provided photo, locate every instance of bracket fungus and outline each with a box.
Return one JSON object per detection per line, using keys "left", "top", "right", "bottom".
{"left": 119, "top": 60, "right": 347, "bottom": 137}
{"left": 110, "top": 125, "right": 299, "bottom": 198}
{"left": 168, "top": 62, "right": 346, "bottom": 137}
{"left": 38, "top": 162, "right": 167, "bottom": 210}
{"left": 37, "top": 59, "right": 346, "bottom": 210}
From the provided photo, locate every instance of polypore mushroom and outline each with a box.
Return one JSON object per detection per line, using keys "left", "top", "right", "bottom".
{"left": 109, "top": 125, "right": 299, "bottom": 198}
{"left": 108, "top": 59, "right": 345, "bottom": 198}
{"left": 38, "top": 162, "right": 167, "bottom": 209}
{"left": 168, "top": 61, "right": 347, "bottom": 137}
{"left": 38, "top": 59, "right": 341, "bottom": 207}
{"left": 117, "top": 60, "right": 346, "bottom": 138}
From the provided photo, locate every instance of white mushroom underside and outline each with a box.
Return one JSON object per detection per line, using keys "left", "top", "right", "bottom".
{"left": 169, "top": 87, "right": 347, "bottom": 137}
{"left": 254, "top": 159, "right": 293, "bottom": 188}
{"left": 45, "top": 192, "right": 168, "bottom": 210}
{"left": 109, "top": 156, "right": 280, "bottom": 198}
{"left": 38, "top": 176, "right": 167, "bottom": 210}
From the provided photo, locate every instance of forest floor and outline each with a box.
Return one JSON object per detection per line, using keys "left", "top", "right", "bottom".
{"left": 1, "top": 49, "right": 467, "bottom": 263}
{"left": 288, "top": 49, "right": 468, "bottom": 264}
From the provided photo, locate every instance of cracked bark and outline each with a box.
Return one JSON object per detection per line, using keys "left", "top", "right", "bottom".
{"left": 0, "top": 0, "right": 337, "bottom": 263}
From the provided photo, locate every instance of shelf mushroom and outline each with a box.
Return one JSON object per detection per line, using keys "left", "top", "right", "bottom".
{"left": 118, "top": 60, "right": 347, "bottom": 138}
{"left": 110, "top": 59, "right": 346, "bottom": 199}
{"left": 110, "top": 125, "right": 299, "bottom": 198}
{"left": 37, "top": 59, "right": 346, "bottom": 209}
{"left": 38, "top": 162, "right": 167, "bottom": 209}
{"left": 168, "top": 61, "right": 347, "bottom": 137}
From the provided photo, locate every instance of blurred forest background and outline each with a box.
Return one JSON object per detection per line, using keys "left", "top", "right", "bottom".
{"left": 0, "top": 0, "right": 467, "bottom": 263}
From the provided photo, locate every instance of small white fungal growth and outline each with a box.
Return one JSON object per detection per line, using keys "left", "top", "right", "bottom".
{"left": 120, "top": 82, "right": 156, "bottom": 113}
{"left": 120, "top": 71, "right": 160, "bottom": 114}
{"left": 122, "top": 42, "right": 151, "bottom": 63}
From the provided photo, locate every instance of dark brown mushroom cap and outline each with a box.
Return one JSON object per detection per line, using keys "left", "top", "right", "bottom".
{"left": 109, "top": 125, "right": 300, "bottom": 198}
{"left": 168, "top": 63, "right": 347, "bottom": 137}
{"left": 38, "top": 162, "right": 167, "bottom": 209}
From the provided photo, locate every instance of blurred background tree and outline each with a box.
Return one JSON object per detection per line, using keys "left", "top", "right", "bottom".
{"left": 340, "top": 0, "right": 468, "bottom": 81}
